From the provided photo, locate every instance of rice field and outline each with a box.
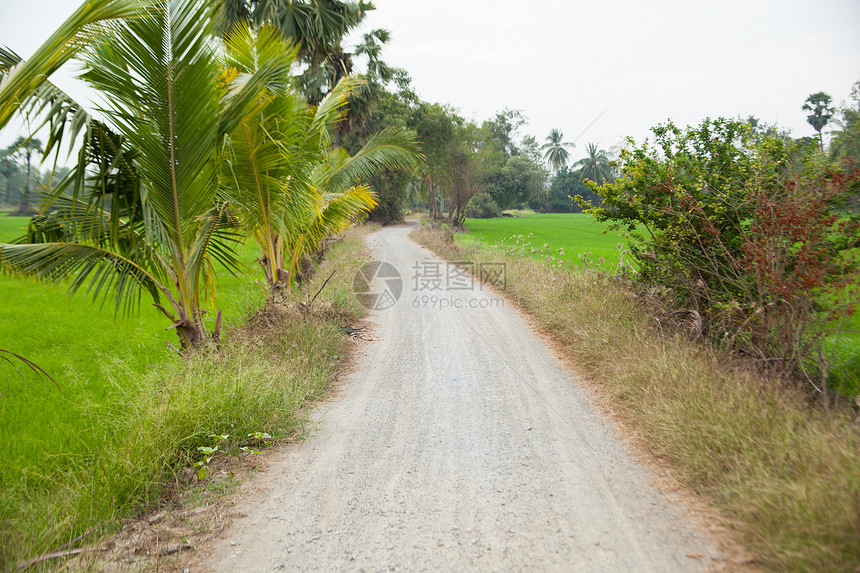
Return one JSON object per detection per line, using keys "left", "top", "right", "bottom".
{"left": 460, "top": 212, "right": 634, "bottom": 272}
{"left": 0, "top": 216, "right": 265, "bottom": 492}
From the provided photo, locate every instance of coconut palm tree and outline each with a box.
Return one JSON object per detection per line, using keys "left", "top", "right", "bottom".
{"left": 540, "top": 129, "right": 574, "bottom": 172}
{"left": 221, "top": 25, "right": 421, "bottom": 297}
{"left": 0, "top": 0, "right": 295, "bottom": 350}
{"left": 572, "top": 142, "right": 613, "bottom": 185}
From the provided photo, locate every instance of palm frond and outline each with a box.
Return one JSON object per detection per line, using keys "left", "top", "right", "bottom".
{"left": 0, "top": 242, "right": 166, "bottom": 317}
{"left": 323, "top": 126, "right": 424, "bottom": 193}
{"left": 312, "top": 75, "right": 357, "bottom": 136}
{"left": 220, "top": 24, "right": 299, "bottom": 136}
{"left": 303, "top": 184, "right": 376, "bottom": 247}
{"left": 0, "top": 46, "right": 22, "bottom": 81}
{"left": 79, "top": 0, "right": 222, "bottom": 250}
{"left": 0, "top": 0, "right": 154, "bottom": 131}
{"left": 186, "top": 202, "right": 244, "bottom": 303}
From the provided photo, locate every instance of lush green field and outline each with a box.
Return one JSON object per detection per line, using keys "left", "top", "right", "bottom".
{"left": 461, "top": 213, "right": 634, "bottom": 272}
{"left": 0, "top": 216, "right": 265, "bottom": 493}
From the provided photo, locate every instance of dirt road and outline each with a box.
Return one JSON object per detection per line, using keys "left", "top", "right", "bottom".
{"left": 200, "top": 223, "right": 719, "bottom": 571}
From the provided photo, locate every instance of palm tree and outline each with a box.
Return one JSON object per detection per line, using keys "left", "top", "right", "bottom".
{"left": 540, "top": 129, "right": 574, "bottom": 172}
{"left": 803, "top": 92, "right": 835, "bottom": 152}
{"left": 0, "top": 145, "right": 21, "bottom": 205}
{"left": 218, "top": 24, "right": 422, "bottom": 297}
{"left": 8, "top": 136, "right": 43, "bottom": 215}
{"left": 215, "top": 0, "right": 371, "bottom": 71}
{"left": 572, "top": 143, "right": 613, "bottom": 185}
{"left": 0, "top": 0, "right": 294, "bottom": 350}
{"left": 216, "top": 0, "right": 386, "bottom": 145}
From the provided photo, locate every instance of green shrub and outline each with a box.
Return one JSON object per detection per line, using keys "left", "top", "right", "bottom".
{"left": 464, "top": 192, "right": 501, "bottom": 218}
{"left": 580, "top": 118, "right": 860, "bottom": 394}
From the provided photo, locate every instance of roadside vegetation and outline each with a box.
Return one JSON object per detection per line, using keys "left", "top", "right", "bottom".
{"left": 415, "top": 223, "right": 860, "bottom": 572}
{"left": 0, "top": 0, "right": 407, "bottom": 567}
{"left": 0, "top": 225, "right": 371, "bottom": 569}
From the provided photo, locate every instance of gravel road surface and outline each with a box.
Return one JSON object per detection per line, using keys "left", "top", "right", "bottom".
{"left": 200, "top": 222, "right": 719, "bottom": 572}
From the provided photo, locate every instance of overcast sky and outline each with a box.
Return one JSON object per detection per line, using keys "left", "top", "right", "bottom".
{"left": 2, "top": 0, "right": 859, "bottom": 161}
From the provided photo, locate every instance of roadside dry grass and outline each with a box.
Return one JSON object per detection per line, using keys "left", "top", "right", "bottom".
{"left": 1, "top": 226, "right": 371, "bottom": 572}
{"left": 414, "top": 225, "right": 860, "bottom": 573}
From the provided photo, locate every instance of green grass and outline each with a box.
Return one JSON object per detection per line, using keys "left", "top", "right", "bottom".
{"left": 0, "top": 217, "right": 265, "bottom": 492}
{"left": 1, "top": 218, "right": 167, "bottom": 492}
{"left": 460, "top": 213, "right": 634, "bottom": 272}
{"left": 823, "top": 312, "right": 860, "bottom": 398}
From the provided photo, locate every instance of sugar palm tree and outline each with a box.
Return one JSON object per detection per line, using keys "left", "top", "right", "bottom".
{"left": 215, "top": 0, "right": 371, "bottom": 69}
{"left": 572, "top": 142, "right": 613, "bottom": 185}
{"left": 0, "top": 0, "right": 295, "bottom": 350}
{"left": 541, "top": 129, "right": 574, "bottom": 172}
{"left": 5, "top": 136, "right": 42, "bottom": 215}
{"left": 803, "top": 92, "right": 835, "bottom": 152}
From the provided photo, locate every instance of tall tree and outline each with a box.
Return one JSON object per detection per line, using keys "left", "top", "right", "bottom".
{"left": 484, "top": 155, "right": 544, "bottom": 210}
{"left": 216, "top": 0, "right": 371, "bottom": 67}
{"left": 803, "top": 91, "right": 835, "bottom": 152}
{"left": 540, "top": 128, "right": 574, "bottom": 172}
{"left": 0, "top": 145, "right": 21, "bottom": 205}
{"left": 572, "top": 142, "right": 613, "bottom": 186}
{"left": 484, "top": 108, "right": 526, "bottom": 159}
{"left": 339, "top": 71, "right": 423, "bottom": 225}
{"left": 408, "top": 101, "right": 461, "bottom": 219}
{"left": 217, "top": 0, "right": 378, "bottom": 110}
{"left": 8, "top": 136, "right": 42, "bottom": 215}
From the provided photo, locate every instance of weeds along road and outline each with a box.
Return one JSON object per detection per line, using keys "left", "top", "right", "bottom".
{"left": 201, "top": 222, "right": 719, "bottom": 572}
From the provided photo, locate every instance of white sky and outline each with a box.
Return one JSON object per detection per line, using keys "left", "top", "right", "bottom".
{"left": 353, "top": 0, "right": 860, "bottom": 153}
{"left": 2, "top": 0, "right": 859, "bottom": 162}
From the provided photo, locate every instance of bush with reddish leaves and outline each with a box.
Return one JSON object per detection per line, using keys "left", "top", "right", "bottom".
{"left": 580, "top": 118, "right": 859, "bottom": 396}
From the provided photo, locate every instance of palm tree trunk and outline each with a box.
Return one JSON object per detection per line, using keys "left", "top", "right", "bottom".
{"left": 15, "top": 150, "right": 32, "bottom": 215}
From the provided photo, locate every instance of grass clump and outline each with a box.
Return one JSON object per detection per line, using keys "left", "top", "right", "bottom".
{"left": 0, "top": 226, "right": 370, "bottom": 570}
{"left": 415, "top": 226, "right": 860, "bottom": 573}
